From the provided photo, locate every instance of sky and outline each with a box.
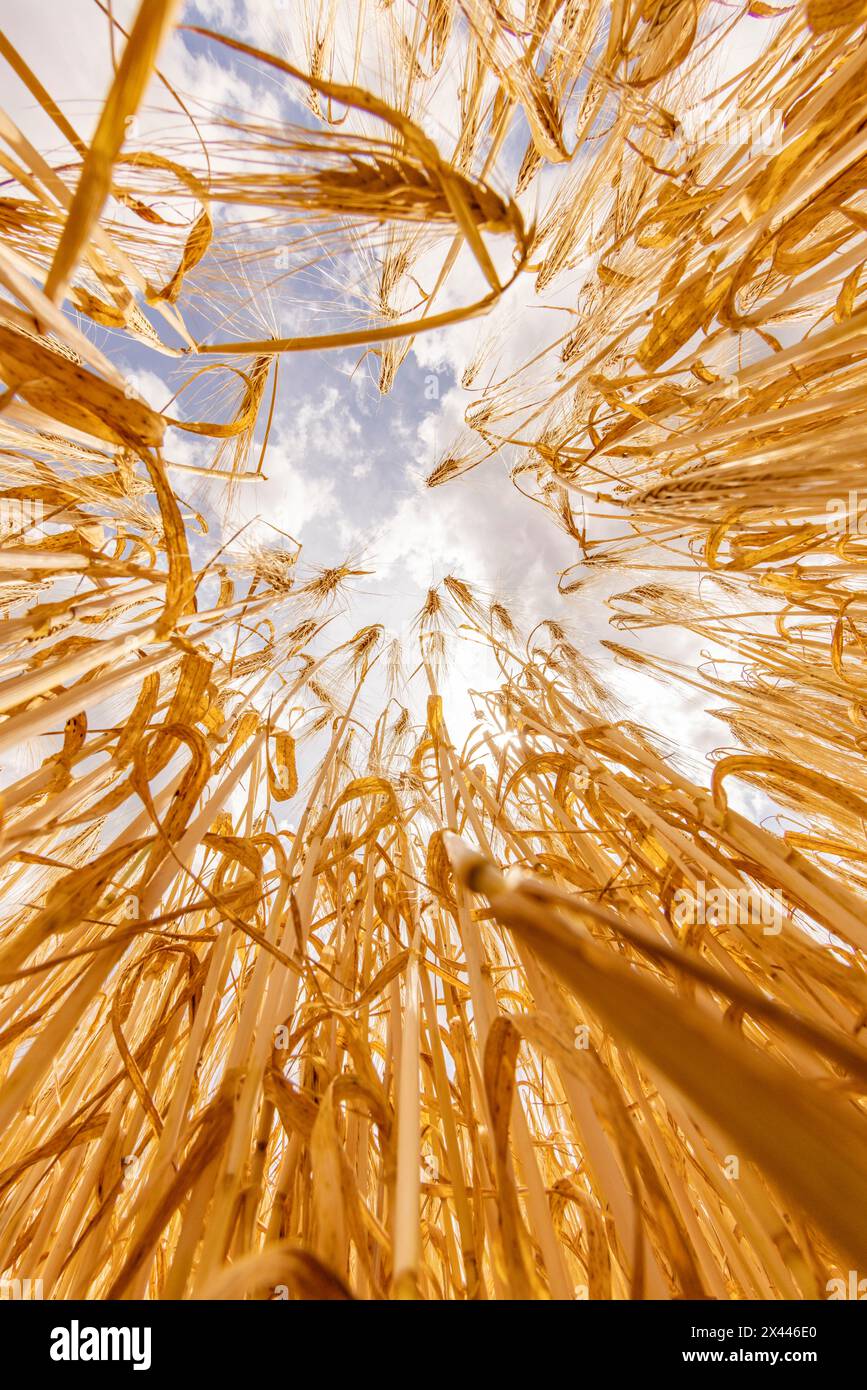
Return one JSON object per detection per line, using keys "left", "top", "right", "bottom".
{"left": 0, "top": 0, "right": 785, "bottom": 820}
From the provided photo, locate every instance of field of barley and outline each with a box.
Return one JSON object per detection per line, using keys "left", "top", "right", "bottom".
{"left": 1, "top": 0, "right": 867, "bottom": 1303}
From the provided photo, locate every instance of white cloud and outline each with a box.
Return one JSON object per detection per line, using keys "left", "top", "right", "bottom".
{"left": 227, "top": 445, "right": 337, "bottom": 541}
{"left": 222, "top": 387, "right": 365, "bottom": 541}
